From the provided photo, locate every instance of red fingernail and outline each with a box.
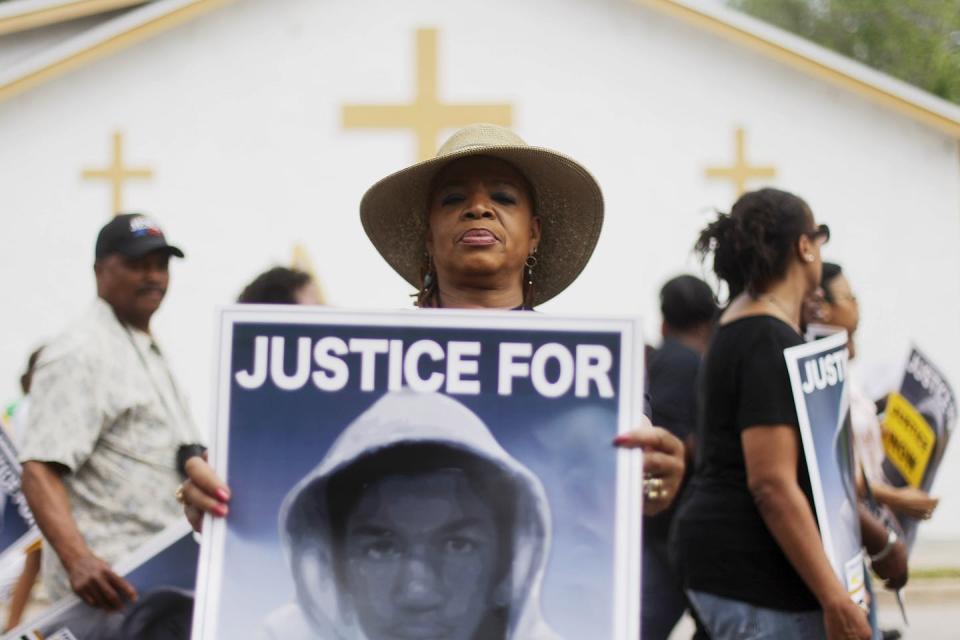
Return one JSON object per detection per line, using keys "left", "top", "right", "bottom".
{"left": 214, "top": 504, "right": 229, "bottom": 517}
{"left": 613, "top": 435, "right": 629, "bottom": 445}
{"left": 215, "top": 488, "right": 231, "bottom": 502}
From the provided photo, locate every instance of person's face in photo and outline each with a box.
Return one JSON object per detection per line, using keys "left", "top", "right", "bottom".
{"left": 341, "top": 469, "right": 502, "bottom": 640}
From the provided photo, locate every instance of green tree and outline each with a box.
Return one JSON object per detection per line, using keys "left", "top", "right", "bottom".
{"left": 728, "top": 0, "right": 960, "bottom": 104}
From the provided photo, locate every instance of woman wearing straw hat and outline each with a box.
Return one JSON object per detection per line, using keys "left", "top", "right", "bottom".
{"left": 360, "top": 123, "right": 599, "bottom": 311}
{"left": 179, "top": 123, "right": 684, "bottom": 529}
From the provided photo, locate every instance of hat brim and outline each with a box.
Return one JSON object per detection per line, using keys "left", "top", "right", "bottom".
{"left": 360, "top": 144, "right": 603, "bottom": 306}
{"left": 119, "top": 236, "right": 185, "bottom": 259}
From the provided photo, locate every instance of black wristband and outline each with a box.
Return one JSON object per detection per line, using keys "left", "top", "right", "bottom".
{"left": 176, "top": 444, "right": 207, "bottom": 477}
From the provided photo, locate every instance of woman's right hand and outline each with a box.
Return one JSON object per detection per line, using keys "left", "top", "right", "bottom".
{"left": 181, "top": 455, "right": 231, "bottom": 532}
{"left": 822, "top": 594, "right": 872, "bottom": 640}
{"left": 890, "top": 486, "right": 939, "bottom": 520}
{"left": 872, "top": 539, "right": 909, "bottom": 590}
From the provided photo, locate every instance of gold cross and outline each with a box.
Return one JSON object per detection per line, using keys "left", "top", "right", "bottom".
{"left": 343, "top": 28, "right": 512, "bottom": 161}
{"left": 705, "top": 127, "right": 776, "bottom": 197}
{"left": 81, "top": 131, "right": 154, "bottom": 216}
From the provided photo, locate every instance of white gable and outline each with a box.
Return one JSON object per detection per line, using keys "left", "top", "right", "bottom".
{"left": 0, "top": 0, "right": 958, "bottom": 538}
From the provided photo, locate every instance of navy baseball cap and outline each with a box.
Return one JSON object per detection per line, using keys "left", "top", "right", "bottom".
{"left": 95, "top": 213, "right": 185, "bottom": 260}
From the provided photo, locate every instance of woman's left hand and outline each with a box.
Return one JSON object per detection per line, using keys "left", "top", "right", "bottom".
{"left": 614, "top": 418, "right": 686, "bottom": 516}
{"left": 872, "top": 539, "right": 908, "bottom": 590}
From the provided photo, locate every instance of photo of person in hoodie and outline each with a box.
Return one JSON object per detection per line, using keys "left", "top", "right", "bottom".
{"left": 260, "top": 390, "right": 560, "bottom": 640}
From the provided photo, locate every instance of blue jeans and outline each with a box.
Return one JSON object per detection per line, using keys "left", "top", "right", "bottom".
{"left": 687, "top": 590, "right": 827, "bottom": 640}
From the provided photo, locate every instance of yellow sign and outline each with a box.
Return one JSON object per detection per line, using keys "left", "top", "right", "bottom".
{"left": 882, "top": 391, "right": 936, "bottom": 488}
{"left": 342, "top": 28, "right": 512, "bottom": 161}
{"left": 705, "top": 127, "right": 776, "bottom": 197}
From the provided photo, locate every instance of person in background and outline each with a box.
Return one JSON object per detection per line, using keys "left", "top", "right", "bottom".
{"left": 671, "top": 188, "right": 904, "bottom": 640}
{"left": 643, "top": 275, "right": 717, "bottom": 640}
{"left": 1, "top": 348, "right": 43, "bottom": 441}
{"left": 2, "top": 347, "right": 43, "bottom": 631}
{"left": 3, "top": 538, "right": 41, "bottom": 631}
{"left": 19, "top": 214, "right": 203, "bottom": 611}
{"left": 811, "top": 262, "right": 938, "bottom": 525}
{"left": 236, "top": 267, "right": 323, "bottom": 305}
{"left": 806, "top": 262, "right": 916, "bottom": 640}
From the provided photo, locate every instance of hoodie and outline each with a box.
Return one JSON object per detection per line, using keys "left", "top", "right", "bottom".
{"left": 260, "top": 390, "right": 560, "bottom": 640}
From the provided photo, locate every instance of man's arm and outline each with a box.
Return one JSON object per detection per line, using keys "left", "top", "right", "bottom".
{"left": 21, "top": 461, "right": 136, "bottom": 610}
{"left": 859, "top": 505, "right": 908, "bottom": 590}
{"left": 4, "top": 544, "right": 40, "bottom": 630}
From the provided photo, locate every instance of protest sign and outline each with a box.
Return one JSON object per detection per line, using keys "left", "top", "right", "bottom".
{"left": 803, "top": 323, "right": 842, "bottom": 343}
{"left": 0, "top": 427, "right": 34, "bottom": 546}
{"left": 0, "top": 426, "right": 39, "bottom": 602}
{"left": 881, "top": 347, "right": 957, "bottom": 548}
{"left": 785, "top": 331, "right": 866, "bottom": 606}
{"left": 193, "top": 307, "right": 645, "bottom": 640}
{"left": 2, "top": 521, "right": 198, "bottom": 640}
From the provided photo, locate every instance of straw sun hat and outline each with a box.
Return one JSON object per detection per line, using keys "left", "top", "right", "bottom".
{"left": 360, "top": 123, "right": 604, "bottom": 306}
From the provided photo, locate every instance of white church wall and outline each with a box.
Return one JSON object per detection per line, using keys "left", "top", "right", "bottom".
{"left": 0, "top": 0, "right": 958, "bottom": 538}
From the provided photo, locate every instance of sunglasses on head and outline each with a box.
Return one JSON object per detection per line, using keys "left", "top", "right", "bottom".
{"left": 805, "top": 224, "right": 830, "bottom": 244}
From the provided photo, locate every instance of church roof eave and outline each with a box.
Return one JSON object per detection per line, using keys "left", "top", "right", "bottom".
{"left": 0, "top": 0, "right": 151, "bottom": 36}
{"left": 0, "top": 0, "right": 230, "bottom": 103}
{"left": 640, "top": 0, "right": 960, "bottom": 139}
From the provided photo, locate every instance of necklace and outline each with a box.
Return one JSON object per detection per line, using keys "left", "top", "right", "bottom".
{"left": 760, "top": 295, "right": 799, "bottom": 329}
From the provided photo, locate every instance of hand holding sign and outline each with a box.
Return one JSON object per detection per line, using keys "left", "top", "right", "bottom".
{"left": 888, "top": 486, "right": 939, "bottom": 520}
{"left": 180, "top": 455, "right": 230, "bottom": 534}
{"left": 822, "top": 595, "right": 872, "bottom": 640}
{"left": 64, "top": 552, "right": 137, "bottom": 611}
{"left": 613, "top": 417, "right": 685, "bottom": 516}
{"left": 880, "top": 347, "right": 956, "bottom": 550}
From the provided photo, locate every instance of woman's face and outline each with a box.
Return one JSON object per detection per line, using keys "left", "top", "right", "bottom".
{"left": 824, "top": 274, "right": 860, "bottom": 335}
{"left": 798, "top": 214, "right": 828, "bottom": 295}
{"left": 426, "top": 156, "right": 540, "bottom": 290}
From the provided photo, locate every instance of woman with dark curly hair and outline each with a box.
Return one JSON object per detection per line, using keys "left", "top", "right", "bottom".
{"left": 669, "top": 188, "right": 874, "bottom": 640}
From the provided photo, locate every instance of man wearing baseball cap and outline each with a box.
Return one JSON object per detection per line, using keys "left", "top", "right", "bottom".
{"left": 20, "top": 214, "right": 202, "bottom": 611}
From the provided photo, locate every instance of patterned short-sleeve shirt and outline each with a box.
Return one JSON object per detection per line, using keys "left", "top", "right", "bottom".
{"left": 19, "top": 298, "right": 201, "bottom": 600}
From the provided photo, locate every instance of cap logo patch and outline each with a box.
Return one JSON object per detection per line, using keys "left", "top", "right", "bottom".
{"left": 129, "top": 216, "right": 163, "bottom": 238}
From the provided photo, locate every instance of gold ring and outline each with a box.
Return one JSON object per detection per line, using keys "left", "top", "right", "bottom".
{"left": 643, "top": 477, "right": 665, "bottom": 501}
{"left": 174, "top": 484, "right": 186, "bottom": 505}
